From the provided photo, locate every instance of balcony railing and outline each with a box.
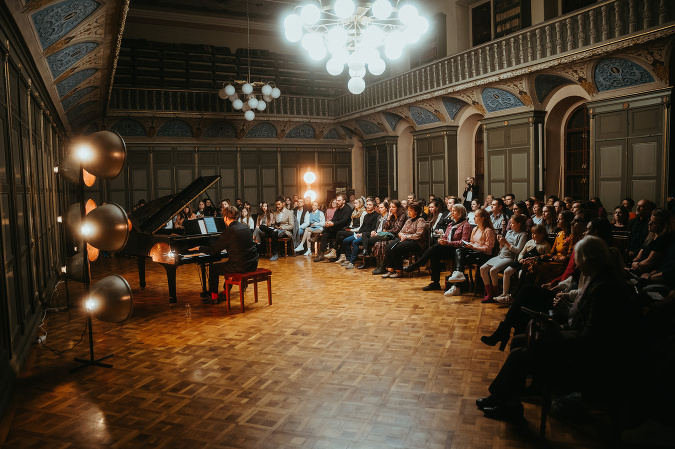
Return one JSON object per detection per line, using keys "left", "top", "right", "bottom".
{"left": 336, "top": 0, "right": 674, "bottom": 117}
{"left": 108, "top": 87, "right": 337, "bottom": 118}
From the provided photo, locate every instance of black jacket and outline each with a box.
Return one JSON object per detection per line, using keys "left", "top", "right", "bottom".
{"left": 200, "top": 221, "right": 258, "bottom": 271}
{"left": 358, "top": 211, "right": 379, "bottom": 235}
{"left": 331, "top": 204, "right": 353, "bottom": 231}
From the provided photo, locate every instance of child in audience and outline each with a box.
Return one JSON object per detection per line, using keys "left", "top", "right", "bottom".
{"left": 494, "top": 224, "right": 551, "bottom": 304}
{"left": 480, "top": 214, "right": 528, "bottom": 303}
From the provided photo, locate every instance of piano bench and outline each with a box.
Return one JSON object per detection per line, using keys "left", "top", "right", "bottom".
{"left": 224, "top": 268, "right": 272, "bottom": 312}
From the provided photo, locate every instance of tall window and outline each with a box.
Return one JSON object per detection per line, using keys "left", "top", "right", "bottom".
{"left": 564, "top": 105, "right": 589, "bottom": 199}
{"left": 475, "top": 126, "right": 484, "bottom": 199}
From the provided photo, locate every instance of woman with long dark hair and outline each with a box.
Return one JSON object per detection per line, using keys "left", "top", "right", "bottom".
{"left": 372, "top": 200, "right": 407, "bottom": 275}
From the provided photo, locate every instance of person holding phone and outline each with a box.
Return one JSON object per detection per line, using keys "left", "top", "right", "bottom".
{"left": 463, "top": 176, "right": 479, "bottom": 210}
{"left": 479, "top": 215, "right": 528, "bottom": 303}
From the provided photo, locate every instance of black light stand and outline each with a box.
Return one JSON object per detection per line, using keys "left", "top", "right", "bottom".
{"left": 70, "top": 164, "right": 112, "bottom": 373}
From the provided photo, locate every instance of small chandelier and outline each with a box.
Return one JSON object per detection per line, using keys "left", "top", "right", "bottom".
{"left": 283, "top": 0, "right": 429, "bottom": 95}
{"left": 218, "top": 81, "right": 280, "bottom": 121}
{"left": 218, "top": 0, "right": 281, "bottom": 120}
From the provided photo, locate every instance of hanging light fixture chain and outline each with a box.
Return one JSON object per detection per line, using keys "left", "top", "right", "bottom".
{"left": 247, "top": 0, "right": 251, "bottom": 84}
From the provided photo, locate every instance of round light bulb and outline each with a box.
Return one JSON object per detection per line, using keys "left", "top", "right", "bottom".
{"left": 303, "top": 170, "right": 316, "bottom": 184}
{"left": 301, "top": 3, "right": 321, "bottom": 24}
{"left": 326, "top": 27, "right": 348, "bottom": 53}
{"left": 349, "top": 67, "right": 366, "bottom": 78}
{"left": 347, "top": 52, "right": 365, "bottom": 71}
{"left": 248, "top": 97, "right": 259, "bottom": 109}
{"left": 309, "top": 44, "right": 327, "bottom": 61}
{"left": 224, "top": 84, "right": 236, "bottom": 96}
{"left": 261, "top": 84, "right": 272, "bottom": 96}
{"left": 242, "top": 83, "right": 253, "bottom": 95}
{"left": 232, "top": 99, "right": 243, "bottom": 110}
{"left": 218, "top": 88, "right": 228, "bottom": 99}
{"left": 414, "top": 16, "right": 429, "bottom": 34}
{"left": 242, "top": 102, "right": 251, "bottom": 112}
{"left": 304, "top": 189, "right": 317, "bottom": 202}
{"left": 368, "top": 58, "right": 386, "bottom": 75}
{"left": 228, "top": 94, "right": 238, "bottom": 102}
{"left": 348, "top": 76, "right": 366, "bottom": 95}
{"left": 326, "top": 58, "right": 344, "bottom": 76}
{"left": 256, "top": 100, "right": 267, "bottom": 111}
{"left": 334, "top": 0, "right": 355, "bottom": 19}
{"left": 372, "top": 0, "right": 393, "bottom": 20}
{"left": 271, "top": 87, "right": 281, "bottom": 98}
{"left": 284, "top": 14, "right": 303, "bottom": 42}
{"left": 244, "top": 110, "right": 255, "bottom": 121}
{"left": 398, "top": 4, "right": 418, "bottom": 25}
{"left": 262, "top": 94, "right": 273, "bottom": 102}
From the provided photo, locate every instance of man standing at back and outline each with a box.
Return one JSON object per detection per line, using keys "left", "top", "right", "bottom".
{"left": 196, "top": 205, "right": 258, "bottom": 304}
{"left": 315, "top": 194, "right": 352, "bottom": 261}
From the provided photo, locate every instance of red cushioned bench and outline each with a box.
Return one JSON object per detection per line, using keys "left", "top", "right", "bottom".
{"left": 224, "top": 268, "right": 272, "bottom": 312}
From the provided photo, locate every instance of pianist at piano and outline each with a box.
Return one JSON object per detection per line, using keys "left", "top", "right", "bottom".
{"left": 192, "top": 205, "right": 259, "bottom": 304}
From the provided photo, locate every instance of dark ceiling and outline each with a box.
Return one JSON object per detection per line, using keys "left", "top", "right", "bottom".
{"left": 131, "top": 0, "right": 299, "bottom": 22}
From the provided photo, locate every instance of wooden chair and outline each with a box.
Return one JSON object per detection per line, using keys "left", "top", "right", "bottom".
{"left": 224, "top": 268, "right": 272, "bottom": 312}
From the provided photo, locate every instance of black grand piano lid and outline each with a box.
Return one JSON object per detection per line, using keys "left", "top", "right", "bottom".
{"left": 128, "top": 175, "right": 221, "bottom": 234}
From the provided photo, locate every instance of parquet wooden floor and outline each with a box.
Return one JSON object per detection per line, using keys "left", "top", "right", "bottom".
{"left": 2, "top": 255, "right": 616, "bottom": 448}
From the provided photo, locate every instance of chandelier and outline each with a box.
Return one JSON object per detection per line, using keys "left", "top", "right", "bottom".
{"left": 218, "top": 0, "right": 281, "bottom": 120}
{"left": 283, "top": 0, "right": 429, "bottom": 95}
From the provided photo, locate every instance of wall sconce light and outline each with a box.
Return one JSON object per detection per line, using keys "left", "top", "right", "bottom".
{"left": 303, "top": 168, "right": 317, "bottom": 202}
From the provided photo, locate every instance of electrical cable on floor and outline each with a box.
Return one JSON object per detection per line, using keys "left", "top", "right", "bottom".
{"left": 37, "top": 316, "right": 88, "bottom": 356}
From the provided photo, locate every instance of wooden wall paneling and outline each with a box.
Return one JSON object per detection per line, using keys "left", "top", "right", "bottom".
{"left": 488, "top": 150, "right": 507, "bottom": 198}
{"left": 217, "top": 151, "right": 238, "bottom": 204}
{"left": 628, "top": 136, "right": 661, "bottom": 203}
{"left": 128, "top": 152, "right": 151, "bottom": 206}
{"left": 153, "top": 150, "right": 174, "bottom": 200}
{"left": 595, "top": 139, "right": 625, "bottom": 212}
{"left": 365, "top": 146, "right": 376, "bottom": 197}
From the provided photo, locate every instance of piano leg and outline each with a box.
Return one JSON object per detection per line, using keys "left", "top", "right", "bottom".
{"left": 200, "top": 263, "right": 209, "bottom": 296}
{"left": 161, "top": 263, "right": 178, "bottom": 304}
{"left": 137, "top": 257, "right": 146, "bottom": 289}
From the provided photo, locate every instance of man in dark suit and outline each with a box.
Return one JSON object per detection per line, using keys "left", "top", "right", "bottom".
{"left": 462, "top": 177, "right": 480, "bottom": 210}
{"left": 195, "top": 205, "right": 259, "bottom": 304}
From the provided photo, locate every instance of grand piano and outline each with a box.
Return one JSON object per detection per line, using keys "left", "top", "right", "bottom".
{"left": 120, "top": 175, "right": 226, "bottom": 304}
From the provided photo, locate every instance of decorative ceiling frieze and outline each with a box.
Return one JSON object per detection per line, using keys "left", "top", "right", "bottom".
{"left": 5, "top": 0, "right": 129, "bottom": 133}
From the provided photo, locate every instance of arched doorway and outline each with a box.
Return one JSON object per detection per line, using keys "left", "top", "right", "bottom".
{"left": 564, "top": 105, "right": 590, "bottom": 199}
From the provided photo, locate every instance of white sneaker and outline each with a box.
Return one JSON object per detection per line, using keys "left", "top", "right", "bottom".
{"left": 334, "top": 254, "right": 346, "bottom": 264}
{"left": 294, "top": 244, "right": 304, "bottom": 252}
{"left": 341, "top": 260, "right": 350, "bottom": 266}
{"left": 494, "top": 294, "right": 513, "bottom": 304}
{"left": 444, "top": 285, "right": 460, "bottom": 296}
{"left": 325, "top": 249, "right": 337, "bottom": 259}
{"left": 303, "top": 249, "right": 312, "bottom": 256}
{"left": 447, "top": 271, "right": 466, "bottom": 283}
{"left": 345, "top": 263, "right": 354, "bottom": 269}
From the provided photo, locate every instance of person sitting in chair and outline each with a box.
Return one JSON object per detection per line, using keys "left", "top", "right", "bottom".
{"left": 194, "top": 205, "right": 258, "bottom": 304}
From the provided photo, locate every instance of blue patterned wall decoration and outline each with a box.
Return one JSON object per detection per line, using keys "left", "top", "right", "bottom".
{"left": 203, "top": 121, "right": 236, "bottom": 138}
{"left": 356, "top": 119, "right": 383, "bottom": 135}
{"left": 32, "top": 0, "right": 101, "bottom": 50}
{"left": 62, "top": 86, "right": 97, "bottom": 111}
{"left": 594, "top": 58, "right": 655, "bottom": 92}
{"left": 157, "top": 120, "right": 193, "bottom": 137}
{"left": 285, "top": 124, "right": 316, "bottom": 139}
{"left": 340, "top": 126, "right": 353, "bottom": 139}
{"left": 534, "top": 74, "right": 574, "bottom": 102}
{"left": 323, "top": 128, "right": 341, "bottom": 140}
{"left": 245, "top": 122, "right": 277, "bottom": 138}
{"left": 441, "top": 97, "right": 468, "bottom": 120}
{"left": 66, "top": 100, "right": 96, "bottom": 122}
{"left": 409, "top": 106, "right": 441, "bottom": 125}
{"left": 47, "top": 42, "right": 98, "bottom": 78}
{"left": 382, "top": 112, "right": 403, "bottom": 131}
{"left": 110, "top": 119, "right": 146, "bottom": 137}
{"left": 481, "top": 88, "right": 525, "bottom": 112}
{"left": 56, "top": 68, "right": 97, "bottom": 97}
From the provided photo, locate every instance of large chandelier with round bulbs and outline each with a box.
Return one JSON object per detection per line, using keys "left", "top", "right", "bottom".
{"left": 219, "top": 81, "right": 281, "bottom": 121}
{"left": 283, "top": 0, "right": 429, "bottom": 95}
{"left": 218, "top": 0, "right": 281, "bottom": 121}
